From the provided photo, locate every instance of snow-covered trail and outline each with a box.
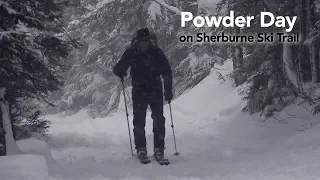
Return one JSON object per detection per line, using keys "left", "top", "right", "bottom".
{"left": 45, "top": 60, "right": 320, "bottom": 180}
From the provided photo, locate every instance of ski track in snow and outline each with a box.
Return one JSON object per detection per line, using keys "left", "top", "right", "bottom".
{"left": 37, "top": 60, "right": 320, "bottom": 180}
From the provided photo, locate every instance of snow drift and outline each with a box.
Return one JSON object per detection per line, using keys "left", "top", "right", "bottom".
{"left": 1, "top": 60, "right": 319, "bottom": 180}
{"left": 40, "top": 59, "right": 320, "bottom": 180}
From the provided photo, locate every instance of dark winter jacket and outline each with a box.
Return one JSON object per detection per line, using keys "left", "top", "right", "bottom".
{"left": 113, "top": 45, "right": 172, "bottom": 93}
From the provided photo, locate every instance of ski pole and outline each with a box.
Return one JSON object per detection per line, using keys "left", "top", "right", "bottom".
{"left": 168, "top": 101, "right": 180, "bottom": 156}
{"left": 121, "top": 78, "right": 134, "bottom": 156}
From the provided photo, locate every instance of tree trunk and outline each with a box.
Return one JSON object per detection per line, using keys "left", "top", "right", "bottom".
{"left": 300, "top": 1, "right": 307, "bottom": 41}
{"left": 0, "top": 103, "right": 6, "bottom": 156}
{"left": 0, "top": 88, "right": 21, "bottom": 155}
{"left": 308, "top": 0, "right": 320, "bottom": 83}
{"left": 307, "top": 0, "right": 315, "bottom": 32}
{"left": 310, "top": 46, "right": 320, "bottom": 83}
{"left": 283, "top": 41, "right": 299, "bottom": 88}
{"left": 221, "top": 45, "right": 228, "bottom": 60}
{"left": 319, "top": 52, "right": 320, "bottom": 81}
{"left": 299, "top": 0, "right": 311, "bottom": 82}
{"left": 0, "top": 88, "right": 7, "bottom": 156}
{"left": 234, "top": 27, "right": 244, "bottom": 68}
{"left": 231, "top": 27, "right": 244, "bottom": 86}
{"left": 271, "top": 45, "right": 283, "bottom": 83}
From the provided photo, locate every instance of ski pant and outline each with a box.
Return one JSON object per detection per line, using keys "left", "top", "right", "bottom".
{"left": 132, "top": 85, "right": 165, "bottom": 151}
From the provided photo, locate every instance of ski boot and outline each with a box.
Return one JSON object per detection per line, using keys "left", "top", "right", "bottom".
{"left": 153, "top": 148, "right": 170, "bottom": 165}
{"left": 137, "top": 148, "right": 151, "bottom": 164}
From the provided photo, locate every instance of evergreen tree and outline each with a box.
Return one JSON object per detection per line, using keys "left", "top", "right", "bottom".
{"left": 0, "top": 0, "right": 77, "bottom": 155}
{"left": 47, "top": 0, "right": 224, "bottom": 117}
{"left": 217, "top": 0, "right": 320, "bottom": 118}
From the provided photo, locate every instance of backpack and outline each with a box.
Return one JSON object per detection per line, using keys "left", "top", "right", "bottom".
{"left": 149, "top": 31, "right": 158, "bottom": 46}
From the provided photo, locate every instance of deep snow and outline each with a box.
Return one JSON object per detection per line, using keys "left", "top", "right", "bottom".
{"left": 0, "top": 154, "right": 48, "bottom": 180}
{"left": 2, "top": 60, "right": 320, "bottom": 180}
{"left": 46, "top": 60, "right": 320, "bottom": 180}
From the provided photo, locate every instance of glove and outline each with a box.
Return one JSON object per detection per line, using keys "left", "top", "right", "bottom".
{"left": 113, "top": 68, "right": 127, "bottom": 81}
{"left": 164, "top": 91, "right": 173, "bottom": 102}
{"left": 119, "top": 71, "right": 127, "bottom": 80}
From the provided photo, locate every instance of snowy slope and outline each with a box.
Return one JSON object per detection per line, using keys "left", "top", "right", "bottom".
{"left": 0, "top": 137, "right": 61, "bottom": 180}
{"left": 0, "top": 155, "right": 48, "bottom": 180}
{"left": 18, "top": 60, "right": 320, "bottom": 180}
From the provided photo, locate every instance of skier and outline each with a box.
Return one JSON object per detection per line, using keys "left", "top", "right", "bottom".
{"left": 113, "top": 28, "right": 173, "bottom": 165}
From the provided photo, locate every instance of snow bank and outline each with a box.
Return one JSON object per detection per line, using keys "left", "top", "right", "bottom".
{"left": 44, "top": 59, "right": 320, "bottom": 180}
{"left": 173, "top": 60, "right": 241, "bottom": 119}
{"left": 0, "top": 154, "right": 48, "bottom": 180}
{"left": 18, "top": 138, "right": 54, "bottom": 163}
{"left": 17, "top": 138, "right": 62, "bottom": 174}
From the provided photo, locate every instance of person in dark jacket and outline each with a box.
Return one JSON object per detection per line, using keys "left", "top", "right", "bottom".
{"left": 113, "top": 28, "right": 173, "bottom": 162}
